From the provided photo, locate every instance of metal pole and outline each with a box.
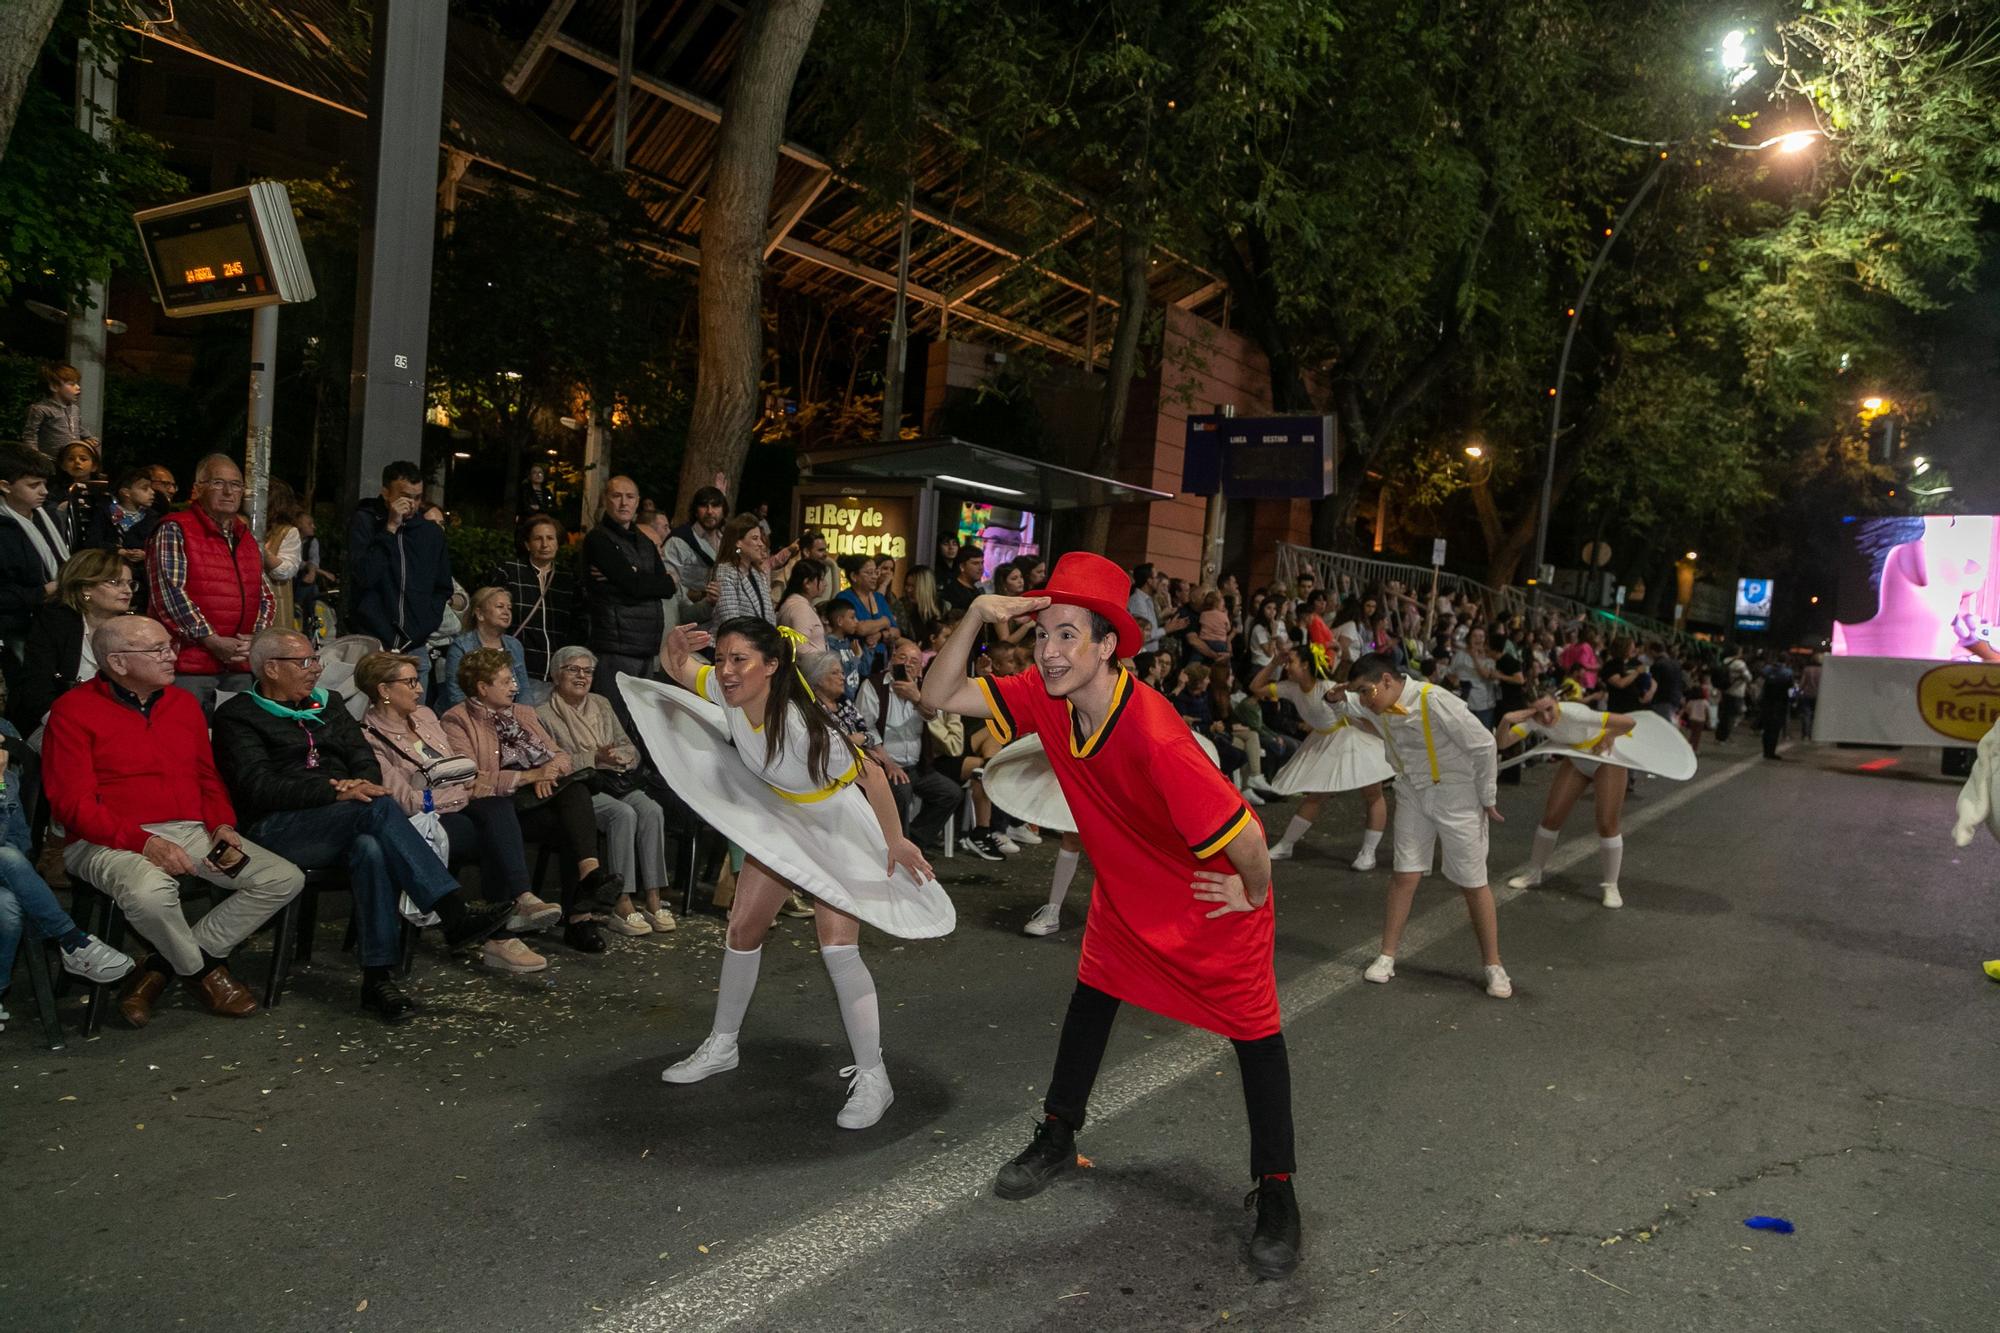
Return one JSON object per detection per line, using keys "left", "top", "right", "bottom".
{"left": 612, "top": 0, "right": 636, "bottom": 172}
{"left": 345, "top": 0, "right": 449, "bottom": 502}
{"left": 68, "top": 41, "right": 117, "bottom": 442}
{"left": 1533, "top": 151, "right": 1672, "bottom": 584}
{"left": 246, "top": 305, "right": 279, "bottom": 538}
{"left": 878, "top": 183, "right": 915, "bottom": 442}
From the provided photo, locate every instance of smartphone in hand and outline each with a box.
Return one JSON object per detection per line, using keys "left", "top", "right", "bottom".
{"left": 205, "top": 840, "right": 248, "bottom": 879}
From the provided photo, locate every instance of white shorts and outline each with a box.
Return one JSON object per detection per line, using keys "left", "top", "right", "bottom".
{"left": 1391, "top": 783, "right": 1490, "bottom": 888}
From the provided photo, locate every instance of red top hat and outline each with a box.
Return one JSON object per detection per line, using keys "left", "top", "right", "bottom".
{"left": 1030, "top": 552, "right": 1144, "bottom": 657}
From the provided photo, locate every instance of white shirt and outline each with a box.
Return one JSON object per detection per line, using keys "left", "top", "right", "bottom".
{"left": 694, "top": 661, "right": 858, "bottom": 796}
{"left": 1342, "top": 676, "right": 1497, "bottom": 806}
{"left": 1449, "top": 648, "right": 1497, "bottom": 712}
{"left": 1509, "top": 700, "right": 1615, "bottom": 750}
{"left": 857, "top": 677, "right": 926, "bottom": 767}
{"left": 1127, "top": 588, "right": 1162, "bottom": 651}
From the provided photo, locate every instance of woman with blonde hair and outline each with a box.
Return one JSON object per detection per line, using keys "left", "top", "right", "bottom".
{"left": 262, "top": 480, "right": 303, "bottom": 631}
{"left": 439, "top": 586, "right": 533, "bottom": 709}
{"left": 10, "top": 547, "right": 132, "bottom": 732}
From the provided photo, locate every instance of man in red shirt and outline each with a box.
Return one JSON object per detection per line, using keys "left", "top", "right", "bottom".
{"left": 45, "top": 614, "right": 303, "bottom": 1027}
{"left": 921, "top": 552, "right": 1301, "bottom": 1280}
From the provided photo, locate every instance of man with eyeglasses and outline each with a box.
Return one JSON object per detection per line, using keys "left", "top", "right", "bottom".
{"left": 44, "top": 615, "right": 305, "bottom": 1028}
{"left": 213, "top": 629, "right": 509, "bottom": 1022}
{"left": 146, "top": 452, "right": 272, "bottom": 712}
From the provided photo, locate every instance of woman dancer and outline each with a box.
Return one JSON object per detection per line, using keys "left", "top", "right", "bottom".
{"left": 1251, "top": 645, "right": 1395, "bottom": 867}
{"left": 627, "top": 618, "right": 950, "bottom": 1129}
{"left": 1498, "top": 694, "right": 1639, "bottom": 908}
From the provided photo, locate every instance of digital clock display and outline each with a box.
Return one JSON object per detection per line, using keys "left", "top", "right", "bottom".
{"left": 135, "top": 183, "right": 313, "bottom": 316}
{"left": 142, "top": 212, "right": 270, "bottom": 312}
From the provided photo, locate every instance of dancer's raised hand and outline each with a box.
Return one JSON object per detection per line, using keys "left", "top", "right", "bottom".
{"left": 973, "top": 593, "right": 1050, "bottom": 627}
{"left": 886, "top": 835, "right": 934, "bottom": 884}
{"left": 1192, "top": 869, "right": 1255, "bottom": 919}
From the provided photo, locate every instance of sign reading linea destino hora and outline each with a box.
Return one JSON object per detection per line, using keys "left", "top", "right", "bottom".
{"left": 1183, "top": 415, "right": 1337, "bottom": 499}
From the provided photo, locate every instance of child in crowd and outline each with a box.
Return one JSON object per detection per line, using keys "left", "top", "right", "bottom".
{"left": 1198, "top": 589, "right": 1232, "bottom": 658}
{"left": 89, "top": 467, "right": 162, "bottom": 612}
{"left": 821, "top": 600, "right": 867, "bottom": 699}
{"left": 1679, "top": 673, "right": 1711, "bottom": 753}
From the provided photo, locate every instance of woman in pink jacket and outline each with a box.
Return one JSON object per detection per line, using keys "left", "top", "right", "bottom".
{"left": 442, "top": 648, "right": 623, "bottom": 954}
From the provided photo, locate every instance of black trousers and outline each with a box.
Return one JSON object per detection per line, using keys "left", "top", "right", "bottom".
{"left": 890, "top": 766, "right": 963, "bottom": 849}
{"left": 437, "top": 795, "right": 533, "bottom": 900}
{"left": 513, "top": 780, "right": 601, "bottom": 911}
{"left": 1042, "top": 981, "right": 1296, "bottom": 1178}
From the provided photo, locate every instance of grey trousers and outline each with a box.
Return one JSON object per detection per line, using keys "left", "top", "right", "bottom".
{"left": 591, "top": 789, "right": 669, "bottom": 896}
{"left": 65, "top": 821, "right": 304, "bottom": 975}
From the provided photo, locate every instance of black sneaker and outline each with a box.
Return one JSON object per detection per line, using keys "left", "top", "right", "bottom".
{"left": 963, "top": 832, "right": 1004, "bottom": 862}
{"left": 362, "top": 979, "right": 417, "bottom": 1025}
{"left": 994, "top": 1117, "right": 1076, "bottom": 1200}
{"left": 578, "top": 866, "right": 627, "bottom": 912}
{"left": 443, "top": 903, "right": 511, "bottom": 951}
{"left": 1245, "top": 1176, "right": 1302, "bottom": 1278}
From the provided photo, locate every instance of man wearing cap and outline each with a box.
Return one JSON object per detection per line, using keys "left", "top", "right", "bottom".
{"left": 921, "top": 551, "right": 1302, "bottom": 1280}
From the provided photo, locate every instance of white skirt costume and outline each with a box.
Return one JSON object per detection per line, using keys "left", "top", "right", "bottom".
{"left": 1262, "top": 679, "right": 1396, "bottom": 795}
{"left": 982, "top": 731, "right": 1221, "bottom": 833}
{"left": 618, "top": 671, "right": 955, "bottom": 939}
{"left": 1500, "top": 702, "right": 1697, "bottom": 782}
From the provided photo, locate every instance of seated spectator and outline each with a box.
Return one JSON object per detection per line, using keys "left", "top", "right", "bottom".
{"left": 1208, "top": 660, "right": 1282, "bottom": 798}
{"left": 442, "top": 648, "right": 623, "bottom": 954}
{"left": 0, "top": 715, "right": 134, "bottom": 1005}
{"left": 712, "top": 513, "right": 792, "bottom": 626}
{"left": 536, "top": 646, "right": 677, "bottom": 936}
{"left": 86, "top": 466, "right": 162, "bottom": 612}
{"left": 1169, "top": 664, "right": 1254, "bottom": 800}
{"left": 777, "top": 558, "right": 829, "bottom": 651}
{"left": 925, "top": 696, "right": 1005, "bottom": 861}
{"left": 483, "top": 513, "right": 580, "bottom": 690}
{"left": 148, "top": 452, "right": 272, "bottom": 709}
{"left": 439, "top": 586, "right": 534, "bottom": 710}
{"left": 11, "top": 548, "right": 133, "bottom": 736}
{"left": 45, "top": 615, "right": 305, "bottom": 1027}
{"left": 0, "top": 447, "right": 68, "bottom": 664}
{"left": 852, "top": 639, "right": 963, "bottom": 855}
{"left": 354, "top": 650, "right": 562, "bottom": 976}
{"left": 1188, "top": 586, "right": 1231, "bottom": 662}
{"left": 834, "top": 554, "right": 900, "bottom": 673}
{"left": 212, "top": 629, "right": 510, "bottom": 1023}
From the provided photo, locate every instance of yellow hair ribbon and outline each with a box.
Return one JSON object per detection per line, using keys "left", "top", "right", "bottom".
{"left": 1309, "top": 641, "right": 1333, "bottom": 679}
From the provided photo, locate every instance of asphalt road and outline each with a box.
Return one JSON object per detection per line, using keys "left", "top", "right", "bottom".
{"left": 4, "top": 735, "right": 1995, "bottom": 1333}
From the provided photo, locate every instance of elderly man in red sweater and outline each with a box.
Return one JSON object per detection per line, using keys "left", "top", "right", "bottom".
{"left": 44, "top": 614, "right": 303, "bottom": 1027}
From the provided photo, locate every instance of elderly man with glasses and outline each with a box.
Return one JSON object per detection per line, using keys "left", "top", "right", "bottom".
{"left": 212, "top": 629, "right": 509, "bottom": 1023}
{"left": 145, "top": 452, "right": 273, "bottom": 711}
{"left": 44, "top": 615, "right": 304, "bottom": 1028}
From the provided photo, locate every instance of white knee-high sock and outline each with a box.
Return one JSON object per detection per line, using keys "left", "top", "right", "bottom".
{"left": 819, "top": 943, "right": 882, "bottom": 1072}
{"left": 711, "top": 945, "right": 762, "bottom": 1041}
{"left": 1527, "top": 826, "right": 1559, "bottom": 879}
{"left": 1047, "top": 849, "right": 1081, "bottom": 909}
{"left": 1599, "top": 835, "right": 1624, "bottom": 887}
{"left": 1359, "top": 826, "right": 1384, "bottom": 857}
{"left": 1275, "top": 815, "right": 1313, "bottom": 852}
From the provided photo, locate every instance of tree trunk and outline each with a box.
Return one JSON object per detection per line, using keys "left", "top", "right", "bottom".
{"left": 1484, "top": 448, "right": 1583, "bottom": 587}
{"left": 1080, "top": 222, "right": 1152, "bottom": 555}
{"left": 0, "top": 0, "right": 60, "bottom": 165}
{"left": 675, "top": 0, "right": 825, "bottom": 510}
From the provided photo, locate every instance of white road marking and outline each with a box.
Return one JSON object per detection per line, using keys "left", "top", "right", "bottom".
{"left": 594, "top": 748, "right": 1767, "bottom": 1333}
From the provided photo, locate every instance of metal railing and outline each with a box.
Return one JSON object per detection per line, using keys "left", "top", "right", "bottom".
{"left": 1272, "top": 542, "right": 1708, "bottom": 657}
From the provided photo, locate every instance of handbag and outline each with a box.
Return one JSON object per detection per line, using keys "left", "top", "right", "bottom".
{"left": 584, "top": 765, "right": 642, "bottom": 798}
{"left": 512, "top": 770, "right": 581, "bottom": 810}
{"left": 365, "top": 722, "right": 479, "bottom": 790}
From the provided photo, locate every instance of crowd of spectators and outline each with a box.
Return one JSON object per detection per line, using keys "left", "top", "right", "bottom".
{"left": 0, "top": 359, "right": 1824, "bottom": 1036}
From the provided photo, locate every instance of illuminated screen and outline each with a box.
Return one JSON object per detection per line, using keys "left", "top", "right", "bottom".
{"left": 1831, "top": 514, "right": 2000, "bottom": 661}
{"left": 140, "top": 208, "right": 272, "bottom": 312}
{"left": 956, "top": 502, "right": 1037, "bottom": 577}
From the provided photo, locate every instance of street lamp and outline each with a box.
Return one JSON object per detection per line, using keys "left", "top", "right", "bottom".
{"left": 1684, "top": 550, "right": 1699, "bottom": 561}
{"left": 1464, "top": 443, "right": 1484, "bottom": 460}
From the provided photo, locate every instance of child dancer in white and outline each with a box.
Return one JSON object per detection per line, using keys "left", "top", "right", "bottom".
{"left": 1336, "top": 654, "right": 1512, "bottom": 998}
{"left": 623, "top": 618, "right": 951, "bottom": 1129}
{"left": 1498, "top": 696, "right": 1639, "bottom": 908}
{"left": 1250, "top": 645, "right": 1395, "bottom": 867}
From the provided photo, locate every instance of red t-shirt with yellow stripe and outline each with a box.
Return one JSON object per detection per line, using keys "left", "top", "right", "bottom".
{"left": 979, "top": 666, "right": 1278, "bottom": 1040}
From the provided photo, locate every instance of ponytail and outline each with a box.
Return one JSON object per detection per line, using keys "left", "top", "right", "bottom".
{"left": 716, "top": 616, "right": 846, "bottom": 785}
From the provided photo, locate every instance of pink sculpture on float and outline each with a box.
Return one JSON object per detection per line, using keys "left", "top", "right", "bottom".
{"left": 1834, "top": 515, "right": 2000, "bottom": 661}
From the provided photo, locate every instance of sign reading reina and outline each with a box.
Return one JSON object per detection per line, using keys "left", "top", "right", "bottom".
{"left": 802, "top": 501, "right": 909, "bottom": 558}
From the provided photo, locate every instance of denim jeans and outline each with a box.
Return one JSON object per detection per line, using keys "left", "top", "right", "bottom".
{"left": 0, "top": 843, "right": 82, "bottom": 996}
{"left": 247, "top": 797, "right": 458, "bottom": 968}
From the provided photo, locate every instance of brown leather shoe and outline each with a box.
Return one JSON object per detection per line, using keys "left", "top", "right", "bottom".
{"left": 119, "top": 968, "right": 170, "bottom": 1028}
{"left": 186, "top": 966, "right": 259, "bottom": 1018}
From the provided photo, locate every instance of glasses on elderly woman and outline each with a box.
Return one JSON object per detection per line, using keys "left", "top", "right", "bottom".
{"left": 558, "top": 664, "right": 595, "bottom": 677}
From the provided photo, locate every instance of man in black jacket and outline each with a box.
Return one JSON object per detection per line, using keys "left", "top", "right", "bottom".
{"left": 345, "top": 460, "right": 452, "bottom": 652}
{"left": 582, "top": 474, "right": 677, "bottom": 701}
{"left": 211, "top": 629, "right": 506, "bottom": 1022}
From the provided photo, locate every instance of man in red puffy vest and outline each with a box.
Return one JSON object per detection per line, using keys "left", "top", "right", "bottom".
{"left": 145, "top": 452, "right": 272, "bottom": 710}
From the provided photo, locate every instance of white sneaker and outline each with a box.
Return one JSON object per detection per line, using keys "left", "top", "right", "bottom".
{"left": 1011, "top": 827, "right": 1044, "bottom": 846}
{"left": 994, "top": 833, "right": 1022, "bottom": 855}
{"left": 1506, "top": 870, "right": 1542, "bottom": 890}
{"left": 602, "top": 911, "right": 654, "bottom": 936}
{"left": 1485, "top": 965, "right": 1514, "bottom": 999}
{"left": 836, "top": 1062, "right": 895, "bottom": 1129}
{"left": 1364, "top": 954, "right": 1395, "bottom": 983}
{"left": 61, "top": 936, "right": 135, "bottom": 984}
{"left": 1350, "top": 852, "right": 1377, "bottom": 872}
{"left": 1269, "top": 843, "right": 1295, "bottom": 861}
{"left": 1023, "top": 904, "right": 1062, "bottom": 936}
{"left": 662, "top": 1034, "right": 740, "bottom": 1084}
{"left": 1242, "top": 788, "right": 1267, "bottom": 807}
{"left": 1600, "top": 883, "right": 1623, "bottom": 909}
